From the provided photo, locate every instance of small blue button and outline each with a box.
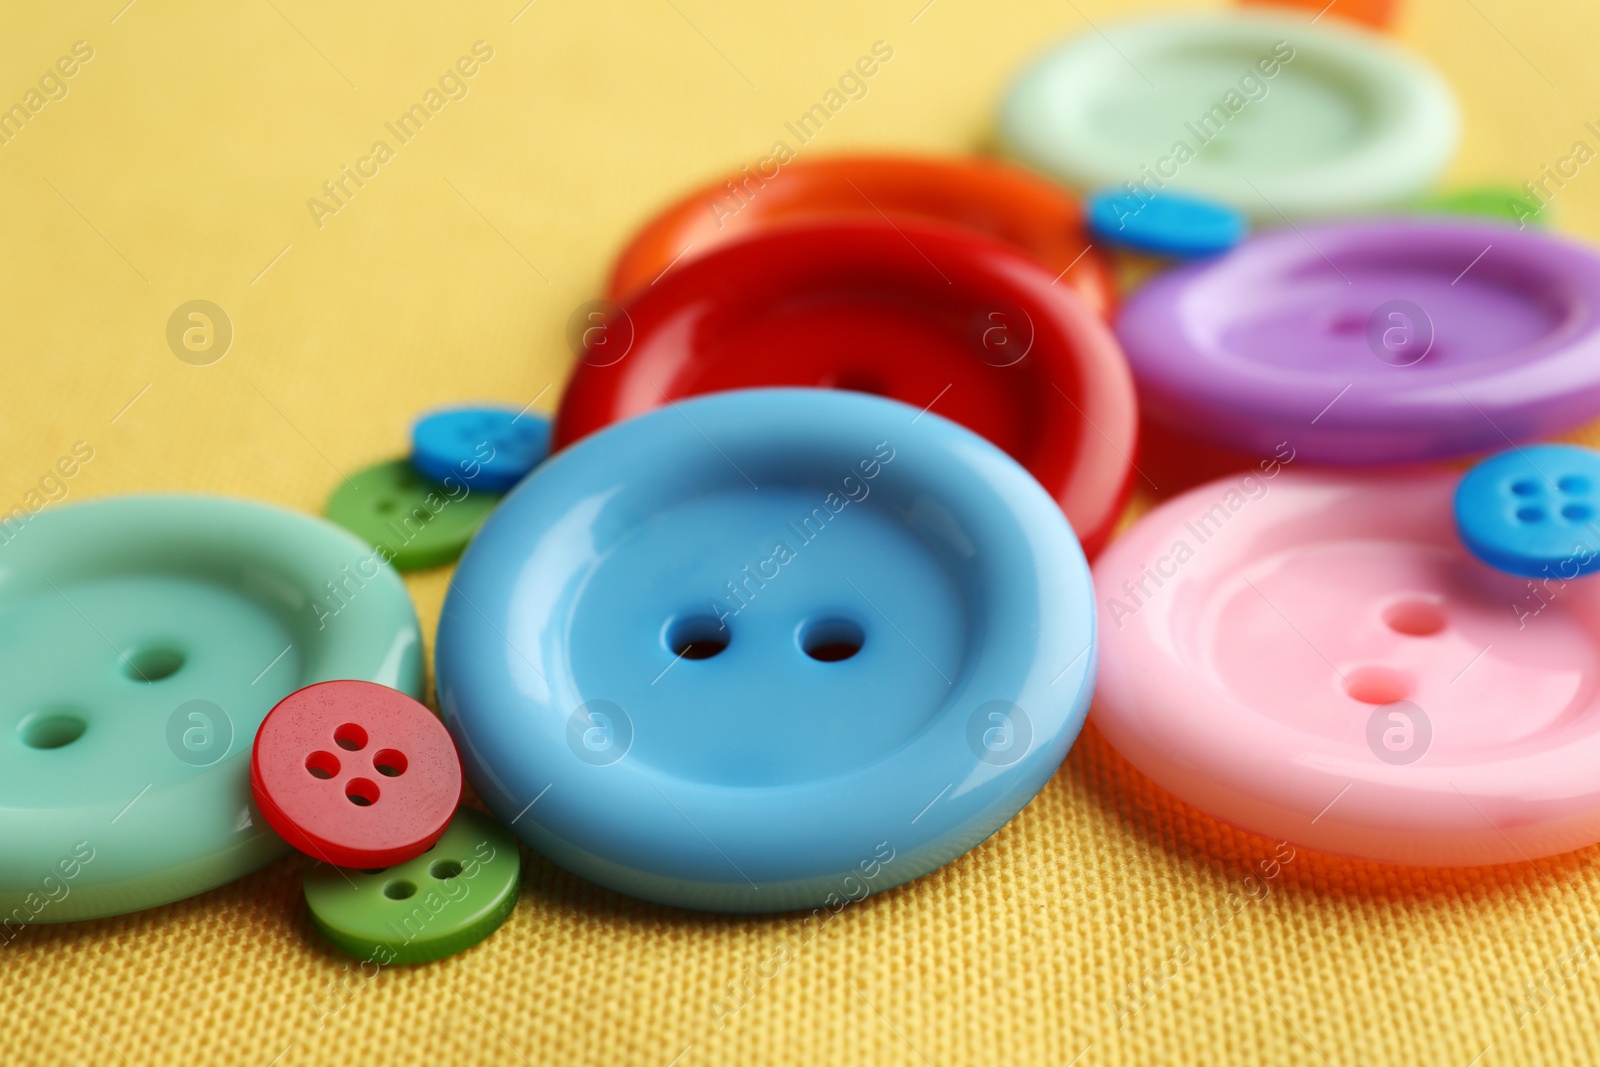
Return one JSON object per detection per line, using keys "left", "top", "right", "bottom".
{"left": 1085, "top": 188, "right": 1247, "bottom": 259}
{"left": 435, "top": 389, "right": 1097, "bottom": 912}
{"left": 412, "top": 405, "right": 550, "bottom": 493}
{"left": 1455, "top": 444, "right": 1600, "bottom": 579}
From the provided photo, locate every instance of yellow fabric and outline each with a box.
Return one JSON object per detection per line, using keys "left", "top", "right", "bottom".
{"left": 6, "top": 1, "right": 1600, "bottom": 1064}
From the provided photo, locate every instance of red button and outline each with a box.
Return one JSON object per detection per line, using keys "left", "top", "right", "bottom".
{"left": 606, "top": 154, "right": 1117, "bottom": 321}
{"left": 557, "top": 220, "right": 1138, "bottom": 557}
{"left": 250, "top": 681, "right": 462, "bottom": 868}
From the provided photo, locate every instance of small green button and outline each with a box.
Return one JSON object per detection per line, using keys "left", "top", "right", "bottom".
{"left": 1413, "top": 185, "right": 1547, "bottom": 227}
{"left": 325, "top": 460, "right": 500, "bottom": 571}
{"left": 303, "top": 806, "right": 520, "bottom": 964}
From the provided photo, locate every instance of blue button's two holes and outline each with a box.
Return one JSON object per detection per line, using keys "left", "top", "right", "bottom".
{"left": 667, "top": 615, "right": 729, "bottom": 660}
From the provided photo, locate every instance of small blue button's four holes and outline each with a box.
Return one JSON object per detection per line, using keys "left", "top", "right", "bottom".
{"left": 1509, "top": 474, "right": 1595, "bottom": 524}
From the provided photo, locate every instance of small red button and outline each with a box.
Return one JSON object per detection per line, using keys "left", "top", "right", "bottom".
{"left": 250, "top": 681, "right": 462, "bottom": 868}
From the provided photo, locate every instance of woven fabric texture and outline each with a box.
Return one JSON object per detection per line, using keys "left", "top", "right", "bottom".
{"left": 5, "top": 1, "right": 1600, "bottom": 1064}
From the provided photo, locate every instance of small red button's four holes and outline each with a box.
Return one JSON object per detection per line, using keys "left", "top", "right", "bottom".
{"left": 334, "top": 723, "right": 368, "bottom": 751}
{"left": 305, "top": 750, "right": 340, "bottom": 779}
{"left": 345, "top": 777, "right": 379, "bottom": 806}
{"left": 374, "top": 748, "right": 408, "bottom": 777}
{"left": 383, "top": 879, "right": 416, "bottom": 900}
{"left": 430, "top": 860, "right": 463, "bottom": 880}
{"left": 1382, "top": 600, "right": 1445, "bottom": 637}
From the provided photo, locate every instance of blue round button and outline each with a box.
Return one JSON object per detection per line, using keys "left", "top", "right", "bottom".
{"left": 1085, "top": 188, "right": 1247, "bottom": 259}
{"left": 436, "top": 388, "right": 1096, "bottom": 912}
{"left": 1455, "top": 444, "right": 1600, "bottom": 579}
{"left": 411, "top": 405, "right": 550, "bottom": 494}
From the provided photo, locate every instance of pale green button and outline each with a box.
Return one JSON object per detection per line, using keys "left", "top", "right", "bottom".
{"left": 304, "top": 806, "right": 520, "bottom": 964}
{"left": 0, "top": 496, "right": 423, "bottom": 925}
{"left": 998, "top": 10, "right": 1459, "bottom": 219}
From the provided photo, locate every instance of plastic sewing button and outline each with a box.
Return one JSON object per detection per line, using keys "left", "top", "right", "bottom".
{"left": 999, "top": 10, "right": 1458, "bottom": 218}
{"left": 606, "top": 154, "right": 1117, "bottom": 320}
{"left": 252, "top": 680, "right": 462, "bottom": 868}
{"left": 1454, "top": 445, "right": 1600, "bottom": 579}
{"left": 439, "top": 389, "right": 1097, "bottom": 911}
{"left": 326, "top": 459, "right": 499, "bottom": 571}
{"left": 1094, "top": 468, "right": 1600, "bottom": 866}
{"left": 1085, "top": 188, "right": 1247, "bottom": 258}
{"left": 556, "top": 219, "right": 1137, "bottom": 558}
{"left": 1116, "top": 218, "right": 1600, "bottom": 463}
{"left": 412, "top": 405, "right": 550, "bottom": 494}
{"left": 0, "top": 496, "right": 423, "bottom": 923}
{"left": 1414, "top": 185, "right": 1545, "bottom": 226}
{"left": 304, "top": 806, "right": 520, "bottom": 964}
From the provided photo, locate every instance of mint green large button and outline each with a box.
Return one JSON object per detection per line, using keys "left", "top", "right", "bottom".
{"left": 304, "top": 807, "right": 520, "bottom": 964}
{"left": 0, "top": 496, "right": 422, "bottom": 924}
{"left": 998, "top": 10, "right": 1459, "bottom": 219}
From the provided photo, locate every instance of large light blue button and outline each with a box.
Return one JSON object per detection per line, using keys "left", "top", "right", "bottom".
{"left": 1455, "top": 444, "right": 1600, "bottom": 579}
{"left": 437, "top": 389, "right": 1096, "bottom": 912}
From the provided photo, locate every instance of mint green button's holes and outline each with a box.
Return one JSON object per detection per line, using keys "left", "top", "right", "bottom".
{"left": 998, "top": 9, "right": 1459, "bottom": 219}
{"left": 325, "top": 460, "right": 501, "bottom": 571}
{"left": 0, "top": 495, "right": 423, "bottom": 923}
{"left": 303, "top": 807, "right": 520, "bottom": 964}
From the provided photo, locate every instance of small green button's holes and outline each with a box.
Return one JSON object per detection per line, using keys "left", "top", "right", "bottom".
{"left": 334, "top": 723, "right": 367, "bottom": 751}
{"left": 383, "top": 879, "right": 416, "bottom": 900}
{"left": 345, "top": 778, "right": 379, "bottom": 806}
{"left": 430, "top": 860, "right": 463, "bottom": 880}
{"left": 373, "top": 748, "right": 407, "bottom": 777}
{"left": 19, "top": 708, "right": 88, "bottom": 749}
{"left": 305, "top": 750, "right": 340, "bottom": 779}
{"left": 122, "top": 645, "right": 185, "bottom": 682}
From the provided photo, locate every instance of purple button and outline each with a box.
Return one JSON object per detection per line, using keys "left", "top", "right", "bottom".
{"left": 1116, "top": 219, "right": 1600, "bottom": 463}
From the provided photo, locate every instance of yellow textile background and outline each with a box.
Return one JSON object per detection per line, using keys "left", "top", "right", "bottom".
{"left": 5, "top": 1, "right": 1600, "bottom": 1064}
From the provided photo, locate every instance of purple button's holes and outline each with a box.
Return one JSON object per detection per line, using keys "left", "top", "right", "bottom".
{"left": 800, "top": 618, "right": 866, "bottom": 662}
{"left": 1382, "top": 600, "right": 1446, "bottom": 637}
{"left": 334, "top": 723, "right": 368, "bottom": 751}
{"left": 122, "top": 645, "right": 185, "bottom": 682}
{"left": 305, "top": 750, "right": 340, "bottom": 779}
{"left": 1517, "top": 506, "right": 1546, "bottom": 523}
{"left": 666, "top": 615, "right": 729, "bottom": 660}
{"left": 345, "top": 777, "right": 379, "bottom": 806}
{"left": 383, "top": 879, "right": 416, "bottom": 900}
{"left": 373, "top": 749, "right": 408, "bottom": 777}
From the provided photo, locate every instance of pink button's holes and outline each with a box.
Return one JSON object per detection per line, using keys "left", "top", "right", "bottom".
{"left": 383, "top": 879, "right": 416, "bottom": 900}
{"left": 1563, "top": 503, "right": 1595, "bottom": 522}
{"left": 122, "top": 644, "right": 185, "bottom": 682}
{"left": 373, "top": 748, "right": 408, "bottom": 777}
{"left": 305, "top": 750, "right": 340, "bottom": 779}
{"left": 1516, "top": 506, "right": 1546, "bottom": 523}
{"left": 430, "top": 860, "right": 463, "bottom": 880}
{"left": 665, "top": 615, "right": 729, "bottom": 660}
{"left": 800, "top": 618, "right": 866, "bottom": 662}
{"left": 18, "top": 708, "right": 88, "bottom": 749}
{"left": 1382, "top": 599, "right": 1446, "bottom": 637}
{"left": 334, "top": 723, "right": 368, "bottom": 751}
{"left": 1344, "top": 665, "right": 1412, "bottom": 705}
{"left": 1559, "top": 475, "right": 1590, "bottom": 494}
{"left": 345, "top": 777, "right": 379, "bottom": 806}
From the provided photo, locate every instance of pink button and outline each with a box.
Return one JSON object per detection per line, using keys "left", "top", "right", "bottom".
{"left": 1093, "top": 468, "right": 1600, "bottom": 866}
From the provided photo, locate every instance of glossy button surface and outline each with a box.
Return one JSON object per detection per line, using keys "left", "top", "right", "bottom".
{"left": 1094, "top": 469, "right": 1600, "bottom": 866}
{"left": 412, "top": 405, "right": 550, "bottom": 494}
{"left": 0, "top": 496, "right": 422, "bottom": 923}
{"left": 607, "top": 154, "right": 1117, "bottom": 319}
{"left": 999, "top": 10, "right": 1458, "bottom": 218}
{"left": 556, "top": 220, "right": 1138, "bottom": 558}
{"left": 326, "top": 459, "right": 500, "bottom": 571}
{"left": 304, "top": 806, "right": 520, "bottom": 964}
{"left": 1116, "top": 219, "right": 1600, "bottom": 463}
{"left": 439, "top": 389, "right": 1097, "bottom": 912}
{"left": 1455, "top": 445, "right": 1600, "bottom": 579}
{"left": 252, "top": 681, "right": 462, "bottom": 868}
